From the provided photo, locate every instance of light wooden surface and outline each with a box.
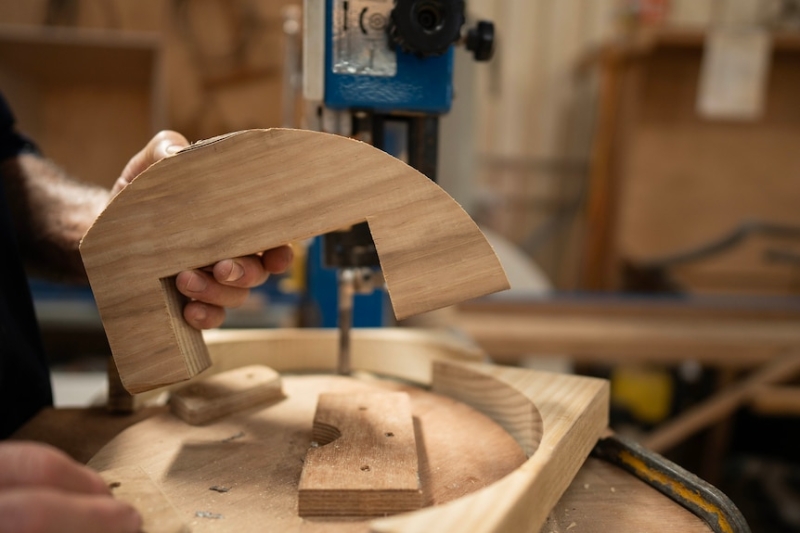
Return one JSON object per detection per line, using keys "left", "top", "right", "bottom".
{"left": 117, "top": 328, "right": 487, "bottom": 411}
{"left": 169, "top": 365, "right": 283, "bottom": 426}
{"left": 204, "top": 328, "right": 485, "bottom": 386}
{"left": 12, "top": 409, "right": 712, "bottom": 533}
{"left": 454, "top": 305, "right": 800, "bottom": 368}
{"left": 100, "top": 466, "right": 189, "bottom": 533}
{"left": 542, "top": 457, "right": 709, "bottom": 533}
{"left": 80, "top": 128, "right": 508, "bottom": 393}
{"left": 298, "top": 392, "right": 422, "bottom": 517}
{"left": 80, "top": 324, "right": 608, "bottom": 533}
{"left": 88, "top": 372, "right": 528, "bottom": 532}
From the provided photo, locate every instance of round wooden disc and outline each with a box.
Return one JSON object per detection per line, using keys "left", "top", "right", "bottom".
{"left": 89, "top": 375, "right": 526, "bottom": 532}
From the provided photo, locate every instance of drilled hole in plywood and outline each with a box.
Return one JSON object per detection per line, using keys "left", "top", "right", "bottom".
{"left": 108, "top": 482, "right": 121, "bottom": 489}
{"left": 360, "top": 465, "right": 370, "bottom": 472}
{"left": 385, "top": 432, "right": 394, "bottom": 437}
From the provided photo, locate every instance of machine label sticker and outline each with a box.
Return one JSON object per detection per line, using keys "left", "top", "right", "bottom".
{"left": 333, "top": 0, "right": 397, "bottom": 77}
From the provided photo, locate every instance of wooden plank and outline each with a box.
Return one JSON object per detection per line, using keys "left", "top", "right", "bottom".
{"left": 750, "top": 385, "right": 800, "bottom": 416}
{"left": 169, "top": 365, "right": 283, "bottom": 426}
{"left": 298, "top": 392, "right": 422, "bottom": 517}
{"left": 100, "top": 466, "right": 189, "bottom": 533}
{"left": 454, "top": 309, "right": 800, "bottom": 368}
{"left": 460, "top": 294, "right": 800, "bottom": 320}
{"left": 644, "top": 352, "right": 800, "bottom": 453}
{"left": 79, "top": 129, "right": 509, "bottom": 393}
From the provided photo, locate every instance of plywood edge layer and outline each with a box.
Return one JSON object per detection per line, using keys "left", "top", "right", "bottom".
{"left": 431, "top": 361, "right": 543, "bottom": 457}
{"left": 299, "top": 490, "right": 424, "bottom": 517}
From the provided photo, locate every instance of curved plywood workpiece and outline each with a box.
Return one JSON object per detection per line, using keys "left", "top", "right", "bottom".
{"left": 80, "top": 129, "right": 508, "bottom": 393}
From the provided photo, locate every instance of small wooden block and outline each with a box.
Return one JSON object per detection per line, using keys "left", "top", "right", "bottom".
{"left": 169, "top": 365, "right": 283, "bottom": 425}
{"left": 298, "top": 391, "right": 423, "bottom": 517}
{"left": 100, "top": 466, "right": 189, "bottom": 533}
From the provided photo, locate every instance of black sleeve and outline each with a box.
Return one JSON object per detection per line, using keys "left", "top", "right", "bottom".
{"left": 0, "top": 92, "right": 53, "bottom": 438}
{"left": 0, "top": 92, "right": 40, "bottom": 161}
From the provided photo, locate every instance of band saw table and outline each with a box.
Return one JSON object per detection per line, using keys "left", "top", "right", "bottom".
{"left": 14, "top": 129, "right": 742, "bottom": 532}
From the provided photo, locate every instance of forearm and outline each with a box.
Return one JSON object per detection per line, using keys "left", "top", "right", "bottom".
{"left": 1, "top": 153, "right": 110, "bottom": 282}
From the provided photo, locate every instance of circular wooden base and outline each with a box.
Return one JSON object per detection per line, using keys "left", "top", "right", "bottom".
{"left": 89, "top": 374, "right": 526, "bottom": 532}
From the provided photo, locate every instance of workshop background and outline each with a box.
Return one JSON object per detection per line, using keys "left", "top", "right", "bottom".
{"left": 2, "top": 0, "right": 800, "bottom": 531}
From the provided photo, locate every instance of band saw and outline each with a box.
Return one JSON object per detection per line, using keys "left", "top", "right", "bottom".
{"left": 77, "top": 128, "right": 610, "bottom": 532}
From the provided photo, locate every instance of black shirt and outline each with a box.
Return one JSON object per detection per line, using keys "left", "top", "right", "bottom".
{"left": 0, "top": 93, "right": 53, "bottom": 438}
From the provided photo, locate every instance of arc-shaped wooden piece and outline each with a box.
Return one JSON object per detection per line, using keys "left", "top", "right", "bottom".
{"left": 80, "top": 129, "right": 508, "bottom": 393}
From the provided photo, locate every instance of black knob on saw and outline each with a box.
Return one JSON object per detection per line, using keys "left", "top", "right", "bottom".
{"left": 465, "top": 20, "right": 495, "bottom": 61}
{"left": 388, "top": 0, "right": 466, "bottom": 57}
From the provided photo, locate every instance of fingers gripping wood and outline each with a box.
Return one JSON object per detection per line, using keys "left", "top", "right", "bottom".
{"left": 80, "top": 129, "right": 509, "bottom": 394}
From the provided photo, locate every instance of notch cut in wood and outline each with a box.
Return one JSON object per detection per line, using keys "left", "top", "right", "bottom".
{"left": 100, "top": 466, "right": 189, "bottom": 533}
{"left": 298, "top": 391, "right": 423, "bottom": 517}
{"left": 80, "top": 129, "right": 509, "bottom": 394}
{"left": 169, "top": 365, "right": 283, "bottom": 425}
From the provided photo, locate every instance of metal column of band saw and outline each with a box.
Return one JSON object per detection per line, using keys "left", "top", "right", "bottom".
{"left": 302, "top": 0, "right": 494, "bottom": 374}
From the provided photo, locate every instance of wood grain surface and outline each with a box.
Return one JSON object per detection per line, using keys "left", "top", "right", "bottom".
{"left": 12, "top": 408, "right": 713, "bottom": 533}
{"left": 169, "top": 365, "right": 283, "bottom": 426}
{"left": 100, "top": 466, "right": 190, "bottom": 533}
{"left": 371, "top": 363, "right": 608, "bottom": 533}
{"left": 298, "top": 392, "right": 422, "bottom": 517}
{"left": 80, "top": 128, "right": 509, "bottom": 394}
{"left": 89, "top": 373, "right": 528, "bottom": 532}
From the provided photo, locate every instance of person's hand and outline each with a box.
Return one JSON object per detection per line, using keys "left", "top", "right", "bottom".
{"left": 175, "top": 246, "right": 293, "bottom": 329}
{"left": 111, "top": 130, "right": 189, "bottom": 198}
{"left": 115, "top": 131, "right": 294, "bottom": 330}
{"left": 0, "top": 442, "right": 141, "bottom": 533}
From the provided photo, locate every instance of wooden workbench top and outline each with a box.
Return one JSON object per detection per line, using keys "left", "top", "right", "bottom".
{"left": 12, "top": 406, "right": 709, "bottom": 533}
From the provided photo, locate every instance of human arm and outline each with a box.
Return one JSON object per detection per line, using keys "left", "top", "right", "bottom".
{"left": 3, "top": 130, "right": 292, "bottom": 328}
{"left": 113, "top": 131, "right": 294, "bottom": 329}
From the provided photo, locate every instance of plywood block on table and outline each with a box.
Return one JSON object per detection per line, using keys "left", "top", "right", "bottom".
{"left": 298, "top": 392, "right": 422, "bottom": 517}
{"left": 169, "top": 365, "right": 283, "bottom": 425}
{"left": 80, "top": 128, "right": 509, "bottom": 394}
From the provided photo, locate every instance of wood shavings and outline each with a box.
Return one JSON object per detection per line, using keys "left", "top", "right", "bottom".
{"left": 567, "top": 522, "right": 577, "bottom": 530}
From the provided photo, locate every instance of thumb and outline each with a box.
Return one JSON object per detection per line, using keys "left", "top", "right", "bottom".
{"left": 113, "top": 130, "right": 189, "bottom": 195}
